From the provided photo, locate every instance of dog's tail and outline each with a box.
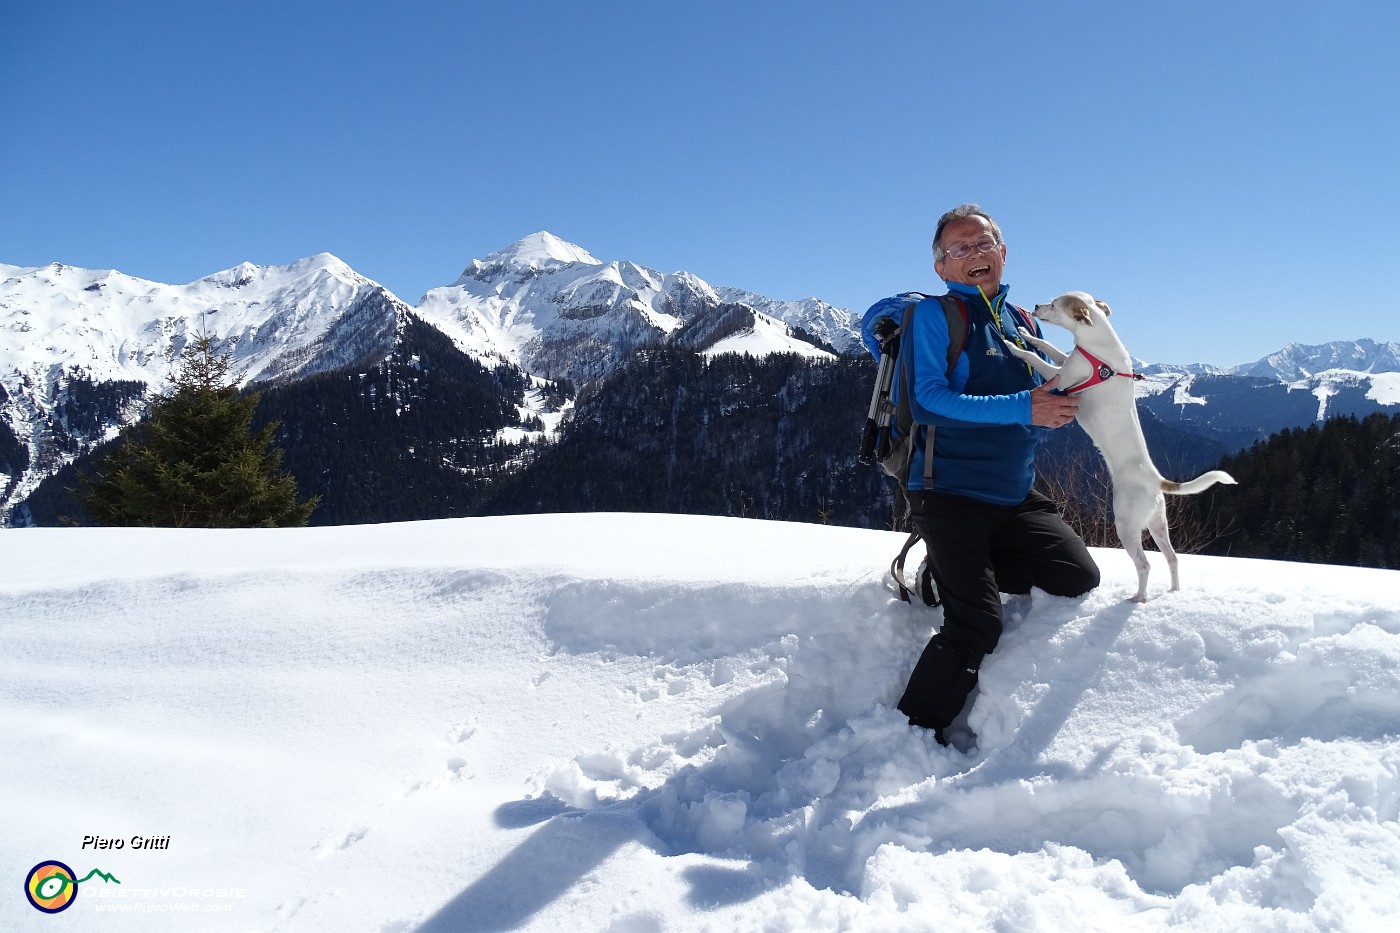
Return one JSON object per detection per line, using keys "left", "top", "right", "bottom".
{"left": 1162, "top": 470, "right": 1237, "bottom": 496}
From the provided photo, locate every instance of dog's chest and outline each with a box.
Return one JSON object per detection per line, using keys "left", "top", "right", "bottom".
{"left": 1070, "top": 361, "right": 1139, "bottom": 453}
{"left": 1060, "top": 351, "right": 1097, "bottom": 391}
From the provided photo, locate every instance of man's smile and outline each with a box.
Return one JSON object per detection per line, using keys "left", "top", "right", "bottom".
{"left": 934, "top": 215, "right": 1005, "bottom": 293}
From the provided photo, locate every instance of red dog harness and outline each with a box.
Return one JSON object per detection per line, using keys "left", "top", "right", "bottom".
{"left": 1063, "top": 345, "right": 1146, "bottom": 394}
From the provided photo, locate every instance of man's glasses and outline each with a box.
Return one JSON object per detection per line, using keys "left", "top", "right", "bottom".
{"left": 939, "top": 235, "right": 999, "bottom": 261}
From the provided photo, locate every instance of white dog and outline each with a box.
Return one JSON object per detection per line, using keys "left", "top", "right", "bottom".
{"left": 1003, "top": 291, "right": 1236, "bottom": 602}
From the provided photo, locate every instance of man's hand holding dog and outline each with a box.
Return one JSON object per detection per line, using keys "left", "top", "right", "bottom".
{"left": 1031, "top": 375, "right": 1079, "bottom": 428}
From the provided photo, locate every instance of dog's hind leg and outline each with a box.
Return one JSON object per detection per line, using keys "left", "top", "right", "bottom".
{"left": 1146, "top": 501, "right": 1179, "bottom": 592}
{"left": 1116, "top": 518, "right": 1153, "bottom": 603}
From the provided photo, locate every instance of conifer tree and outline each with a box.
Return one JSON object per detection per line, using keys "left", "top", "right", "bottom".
{"left": 80, "top": 333, "right": 317, "bottom": 527}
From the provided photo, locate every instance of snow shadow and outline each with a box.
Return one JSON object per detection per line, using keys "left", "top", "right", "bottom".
{"left": 969, "top": 598, "right": 1138, "bottom": 774}
{"left": 416, "top": 810, "right": 647, "bottom": 933}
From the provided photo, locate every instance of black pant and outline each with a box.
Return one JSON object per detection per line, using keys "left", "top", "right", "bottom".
{"left": 897, "top": 489, "right": 1099, "bottom": 733}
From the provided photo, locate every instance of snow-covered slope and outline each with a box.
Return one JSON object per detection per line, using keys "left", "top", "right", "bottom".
{"left": 713, "top": 285, "right": 861, "bottom": 355}
{"left": 414, "top": 232, "right": 851, "bottom": 386}
{"left": 1305, "top": 369, "right": 1400, "bottom": 418}
{"left": 3, "top": 513, "right": 1398, "bottom": 931}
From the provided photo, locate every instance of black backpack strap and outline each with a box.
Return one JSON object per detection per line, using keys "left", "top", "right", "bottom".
{"left": 937, "top": 294, "right": 971, "bottom": 376}
{"left": 890, "top": 529, "right": 941, "bottom": 607}
{"left": 890, "top": 530, "right": 922, "bottom": 602}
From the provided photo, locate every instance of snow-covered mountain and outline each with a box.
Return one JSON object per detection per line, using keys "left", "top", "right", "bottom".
{"left": 1139, "top": 341, "right": 1400, "bottom": 394}
{"left": 0, "top": 253, "right": 407, "bottom": 390}
{"left": 0, "top": 254, "right": 416, "bottom": 515}
{"left": 1124, "top": 341, "right": 1400, "bottom": 452}
{"left": 414, "top": 232, "right": 857, "bottom": 386}
{"left": 0, "top": 233, "right": 855, "bottom": 410}
{"left": 4, "top": 234, "right": 1400, "bottom": 529}
{"left": 1231, "top": 338, "right": 1400, "bottom": 381}
{"left": 0, "top": 236, "right": 861, "bottom": 523}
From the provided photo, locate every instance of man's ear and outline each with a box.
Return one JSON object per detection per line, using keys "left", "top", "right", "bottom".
{"left": 1094, "top": 299, "right": 1112, "bottom": 317}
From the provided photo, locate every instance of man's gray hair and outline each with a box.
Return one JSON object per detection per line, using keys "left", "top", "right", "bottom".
{"left": 932, "top": 203, "right": 1003, "bottom": 260}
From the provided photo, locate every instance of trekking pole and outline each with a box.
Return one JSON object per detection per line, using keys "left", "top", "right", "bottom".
{"left": 859, "top": 354, "right": 894, "bottom": 464}
{"left": 858, "top": 318, "right": 900, "bottom": 465}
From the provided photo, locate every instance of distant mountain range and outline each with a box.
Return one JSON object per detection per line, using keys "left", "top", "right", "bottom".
{"left": 0, "top": 234, "right": 857, "bottom": 520}
{"left": 1130, "top": 343, "right": 1400, "bottom": 455}
{"left": 3, "top": 234, "right": 1398, "bottom": 527}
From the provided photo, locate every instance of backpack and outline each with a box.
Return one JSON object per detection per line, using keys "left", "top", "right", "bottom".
{"left": 859, "top": 293, "right": 967, "bottom": 606}
{"left": 859, "top": 292, "right": 1037, "bottom": 606}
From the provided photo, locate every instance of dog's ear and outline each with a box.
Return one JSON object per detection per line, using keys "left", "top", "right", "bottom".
{"left": 1094, "top": 299, "right": 1112, "bottom": 317}
{"left": 1065, "top": 295, "right": 1095, "bottom": 326}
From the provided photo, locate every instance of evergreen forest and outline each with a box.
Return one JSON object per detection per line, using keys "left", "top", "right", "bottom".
{"left": 477, "top": 349, "right": 895, "bottom": 527}
{"left": 1181, "top": 412, "right": 1400, "bottom": 569}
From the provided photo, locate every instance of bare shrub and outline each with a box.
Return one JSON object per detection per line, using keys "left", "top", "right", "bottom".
{"left": 1037, "top": 441, "right": 1234, "bottom": 553}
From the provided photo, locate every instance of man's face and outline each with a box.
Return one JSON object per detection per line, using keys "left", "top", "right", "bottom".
{"left": 934, "top": 216, "right": 1007, "bottom": 292}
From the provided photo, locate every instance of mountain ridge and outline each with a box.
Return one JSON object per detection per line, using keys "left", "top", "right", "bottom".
{"left": 10, "top": 239, "right": 1398, "bottom": 389}
{"left": 4, "top": 235, "right": 1400, "bottom": 528}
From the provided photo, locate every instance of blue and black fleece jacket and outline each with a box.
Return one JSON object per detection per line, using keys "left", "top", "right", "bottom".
{"left": 899, "top": 282, "right": 1048, "bottom": 505}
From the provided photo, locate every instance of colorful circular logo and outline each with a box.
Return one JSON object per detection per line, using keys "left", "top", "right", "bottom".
{"left": 25, "top": 861, "right": 79, "bottom": 913}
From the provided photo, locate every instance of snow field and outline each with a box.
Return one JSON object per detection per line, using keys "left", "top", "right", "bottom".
{"left": 2, "top": 514, "right": 1398, "bottom": 932}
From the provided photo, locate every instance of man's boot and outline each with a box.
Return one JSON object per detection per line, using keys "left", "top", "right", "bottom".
{"left": 897, "top": 631, "right": 984, "bottom": 746}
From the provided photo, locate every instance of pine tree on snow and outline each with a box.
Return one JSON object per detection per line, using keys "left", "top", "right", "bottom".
{"left": 79, "top": 334, "right": 317, "bottom": 528}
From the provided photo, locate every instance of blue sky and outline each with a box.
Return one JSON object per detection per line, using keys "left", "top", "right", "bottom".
{"left": 3, "top": 0, "right": 1397, "bottom": 366}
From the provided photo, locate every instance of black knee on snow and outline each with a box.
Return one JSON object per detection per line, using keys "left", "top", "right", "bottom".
{"left": 1048, "top": 560, "right": 1101, "bottom": 597}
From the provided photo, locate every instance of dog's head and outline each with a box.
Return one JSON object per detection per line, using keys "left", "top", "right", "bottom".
{"left": 1033, "top": 291, "right": 1112, "bottom": 332}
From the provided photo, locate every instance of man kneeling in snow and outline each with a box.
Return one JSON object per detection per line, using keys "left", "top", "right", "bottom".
{"left": 893, "top": 204, "right": 1100, "bottom": 745}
